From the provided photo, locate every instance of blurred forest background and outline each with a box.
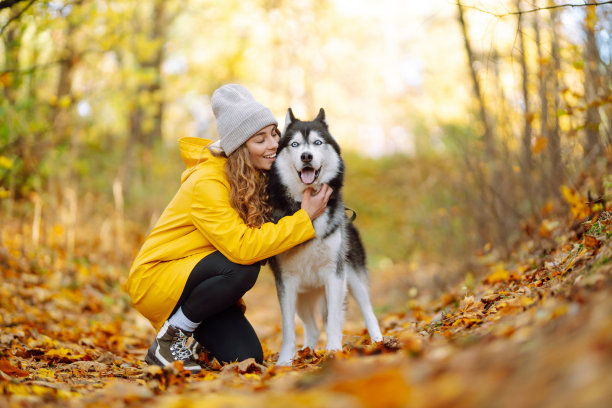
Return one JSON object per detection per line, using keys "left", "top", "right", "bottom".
{"left": 1, "top": 0, "right": 611, "bottom": 288}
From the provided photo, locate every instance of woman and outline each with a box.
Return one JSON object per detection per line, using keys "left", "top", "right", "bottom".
{"left": 126, "top": 84, "right": 332, "bottom": 373}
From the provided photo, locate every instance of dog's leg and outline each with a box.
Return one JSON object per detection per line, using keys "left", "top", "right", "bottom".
{"left": 347, "top": 268, "right": 383, "bottom": 342}
{"left": 324, "top": 263, "right": 347, "bottom": 352}
{"left": 297, "top": 290, "right": 322, "bottom": 350}
{"left": 276, "top": 277, "right": 298, "bottom": 366}
{"left": 320, "top": 295, "right": 328, "bottom": 327}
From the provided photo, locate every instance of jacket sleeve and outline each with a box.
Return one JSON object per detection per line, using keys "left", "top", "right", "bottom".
{"left": 189, "top": 177, "right": 315, "bottom": 265}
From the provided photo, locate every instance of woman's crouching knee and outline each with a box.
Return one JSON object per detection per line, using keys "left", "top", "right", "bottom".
{"left": 233, "top": 341, "right": 264, "bottom": 364}
{"left": 229, "top": 262, "right": 260, "bottom": 295}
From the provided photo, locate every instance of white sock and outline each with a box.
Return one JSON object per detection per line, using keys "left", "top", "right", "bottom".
{"left": 167, "top": 307, "right": 200, "bottom": 333}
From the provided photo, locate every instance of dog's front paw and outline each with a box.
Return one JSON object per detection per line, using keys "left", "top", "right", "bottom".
{"left": 325, "top": 343, "right": 343, "bottom": 352}
{"left": 276, "top": 349, "right": 294, "bottom": 366}
{"left": 276, "top": 358, "right": 293, "bottom": 367}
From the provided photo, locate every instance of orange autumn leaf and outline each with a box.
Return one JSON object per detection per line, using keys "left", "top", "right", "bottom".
{"left": 44, "top": 347, "right": 85, "bottom": 361}
{"left": 483, "top": 267, "right": 510, "bottom": 284}
{"left": 0, "top": 358, "right": 29, "bottom": 378}
{"left": 38, "top": 368, "right": 56, "bottom": 379}
{"left": 329, "top": 366, "right": 410, "bottom": 408}
{"left": 584, "top": 235, "right": 600, "bottom": 249}
{"left": 532, "top": 136, "right": 548, "bottom": 154}
{"left": 560, "top": 185, "right": 590, "bottom": 220}
{"left": 451, "top": 317, "right": 481, "bottom": 328}
{"left": 412, "top": 306, "right": 428, "bottom": 321}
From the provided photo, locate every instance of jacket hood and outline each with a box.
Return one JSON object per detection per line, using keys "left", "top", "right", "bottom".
{"left": 178, "top": 137, "right": 223, "bottom": 183}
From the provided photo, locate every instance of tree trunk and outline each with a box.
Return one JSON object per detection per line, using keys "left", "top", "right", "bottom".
{"left": 1, "top": 8, "right": 24, "bottom": 210}
{"left": 121, "top": 0, "right": 170, "bottom": 222}
{"left": 457, "top": 1, "right": 503, "bottom": 249}
{"left": 548, "top": 2, "right": 563, "bottom": 192}
{"left": 51, "top": 1, "right": 85, "bottom": 256}
{"left": 52, "top": 10, "right": 80, "bottom": 144}
{"left": 583, "top": 4, "right": 602, "bottom": 158}
{"left": 127, "top": 0, "right": 167, "bottom": 149}
{"left": 533, "top": 1, "right": 555, "bottom": 198}
{"left": 457, "top": 1, "right": 494, "bottom": 158}
{"left": 491, "top": 49, "right": 519, "bottom": 241}
{"left": 533, "top": 7, "right": 548, "bottom": 157}
{"left": 1, "top": 8, "right": 21, "bottom": 104}
{"left": 517, "top": 0, "right": 534, "bottom": 210}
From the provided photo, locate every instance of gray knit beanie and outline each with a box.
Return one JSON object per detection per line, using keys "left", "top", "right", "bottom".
{"left": 211, "top": 84, "right": 278, "bottom": 156}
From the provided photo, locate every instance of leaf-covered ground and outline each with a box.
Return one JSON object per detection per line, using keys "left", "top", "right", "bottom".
{"left": 2, "top": 200, "right": 612, "bottom": 408}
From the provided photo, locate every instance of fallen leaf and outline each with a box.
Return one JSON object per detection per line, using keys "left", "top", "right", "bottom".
{"left": 584, "top": 235, "right": 600, "bottom": 249}
{"left": 38, "top": 368, "right": 56, "bottom": 379}
{"left": 483, "top": 267, "right": 510, "bottom": 284}
{"left": 328, "top": 365, "right": 410, "bottom": 408}
{"left": 220, "top": 358, "right": 266, "bottom": 376}
{"left": 0, "top": 358, "right": 29, "bottom": 378}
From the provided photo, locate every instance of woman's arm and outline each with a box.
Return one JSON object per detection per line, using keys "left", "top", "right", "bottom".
{"left": 190, "top": 178, "right": 316, "bottom": 265}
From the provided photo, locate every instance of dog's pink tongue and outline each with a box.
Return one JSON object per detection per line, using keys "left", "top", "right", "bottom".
{"left": 300, "top": 168, "right": 316, "bottom": 184}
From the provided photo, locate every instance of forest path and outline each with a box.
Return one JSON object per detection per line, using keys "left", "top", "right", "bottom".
{"left": 1, "top": 210, "right": 612, "bottom": 408}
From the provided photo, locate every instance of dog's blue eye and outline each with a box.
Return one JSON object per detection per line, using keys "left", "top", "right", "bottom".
{"left": 313, "top": 140, "right": 323, "bottom": 145}
{"left": 290, "top": 141, "right": 299, "bottom": 147}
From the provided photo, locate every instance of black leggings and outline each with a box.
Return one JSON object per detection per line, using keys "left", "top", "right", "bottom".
{"left": 170, "top": 251, "right": 263, "bottom": 364}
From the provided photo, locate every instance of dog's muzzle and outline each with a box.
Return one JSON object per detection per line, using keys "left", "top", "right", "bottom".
{"left": 298, "top": 167, "right": 320, "bottom": 185}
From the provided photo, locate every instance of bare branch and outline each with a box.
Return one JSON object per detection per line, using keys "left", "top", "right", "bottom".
{"left": 0, "top": 48, "right": 102, "bottom": 76}
{"left": 0, "top": 0, "right": 29, "bottom": 10}
{"left": 455, "top": 1, "right": 612, "bottom": 18}
{"left": 0, "top": 58, "right": 69, "bottom": 75}
{"left": 0, "top": 0, "right": 37, "bottom": 35}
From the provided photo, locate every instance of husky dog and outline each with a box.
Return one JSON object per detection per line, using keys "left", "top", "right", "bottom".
{"left": 268, "top": 108, "right": 383, "bottom": 366}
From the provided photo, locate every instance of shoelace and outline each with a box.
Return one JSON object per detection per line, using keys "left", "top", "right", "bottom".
{"left": 170, "top": 331, "right": 193, "bottom": 360}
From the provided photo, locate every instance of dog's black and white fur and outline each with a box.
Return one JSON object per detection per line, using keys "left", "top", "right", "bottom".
{"left": 268, "top": 108, "right": 383, "bottom": 366}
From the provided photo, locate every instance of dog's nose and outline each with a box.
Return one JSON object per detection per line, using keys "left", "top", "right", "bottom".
{"left": 301, "top": 152, "right": 313, "bottom": 163}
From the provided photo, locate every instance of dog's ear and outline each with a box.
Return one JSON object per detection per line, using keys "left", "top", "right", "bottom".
{"left": 284, "top": 108, "right": 297, "bottom": 134}
{"left": 315, "top": 108, "right": 328, "bottom": 129}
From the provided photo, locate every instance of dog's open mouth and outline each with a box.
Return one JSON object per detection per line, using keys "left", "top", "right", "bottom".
{"left": 298, "top": 167, "right": 320, "bottom": 185}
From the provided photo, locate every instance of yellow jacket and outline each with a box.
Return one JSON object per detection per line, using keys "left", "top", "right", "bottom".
{"left": 126, "top": 137, "right": 315, "bottom": 332}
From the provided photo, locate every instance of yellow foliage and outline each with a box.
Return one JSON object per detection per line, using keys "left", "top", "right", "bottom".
{"left": 0, "top": 72, "right": 13, "bottom": 87}
{"left": 59, "top": 95, "right": 72, "bottom": 108}
{"left": 38, "top": 368, "right": 56, "bottom": 379}
{"left": 451, "top": 317, "right": 481, "bottom": 327}
{"left": 329, "top": 367, "right": 410, "bottom": 408}
{"left": 0, "top": 155, "right": 13, "bottom": 169}
{"left": 532, "top": 136, "right": 548, "bottom": 154}
{"left": 520, "top": 297, "right": 535, "bottom": 307}
{"left": 483, "top": 265, "right": 510, "bottom": 284}
{"left": 201, "top": 372, "right": 217, "bottom": 381}
{"left": 53, "top": 224, "right": 64, "bottom": 236}
{"left": 44, "top": 347, "right": 85, "bottom": 360}
{"left": 41, "top": 335, "right": 59, "bottom": 348}
{"left": 552, "top": 303, "right": 569, "bottom": 318}
{"left": 1, "top": 383, "right": 55, "bottom": 397}
{"left": 561, "top": 185, "right": 590, "bottom": 220}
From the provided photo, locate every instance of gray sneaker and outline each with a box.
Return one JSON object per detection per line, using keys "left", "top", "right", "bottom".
{"left": 144, "top": 322, "right": 202, "bottom": 374}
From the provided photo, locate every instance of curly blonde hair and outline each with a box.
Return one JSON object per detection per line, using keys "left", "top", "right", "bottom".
{"left": 222, "top": 143, "right": 273, "bottom": 228}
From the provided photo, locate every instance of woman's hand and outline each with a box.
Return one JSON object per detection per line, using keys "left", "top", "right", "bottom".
{"left": 301, "top": 184, "right": 333, "bottom": 220}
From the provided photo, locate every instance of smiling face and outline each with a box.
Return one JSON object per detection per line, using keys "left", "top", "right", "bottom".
{"left": 269, "top": 108, "right": 344, "bottom": 202}
{"left": 274, "top": 117, "right": 343, "bottom": 200}
{"left": 286, "top": 130, "right": 326, "bottom": 185}
{"left": 245, "top": 124, "right": 280, "bottom": 171}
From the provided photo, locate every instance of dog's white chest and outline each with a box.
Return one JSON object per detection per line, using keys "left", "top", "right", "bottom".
{"left": 275, "top": 214, "right": 342, "bottom": 290}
